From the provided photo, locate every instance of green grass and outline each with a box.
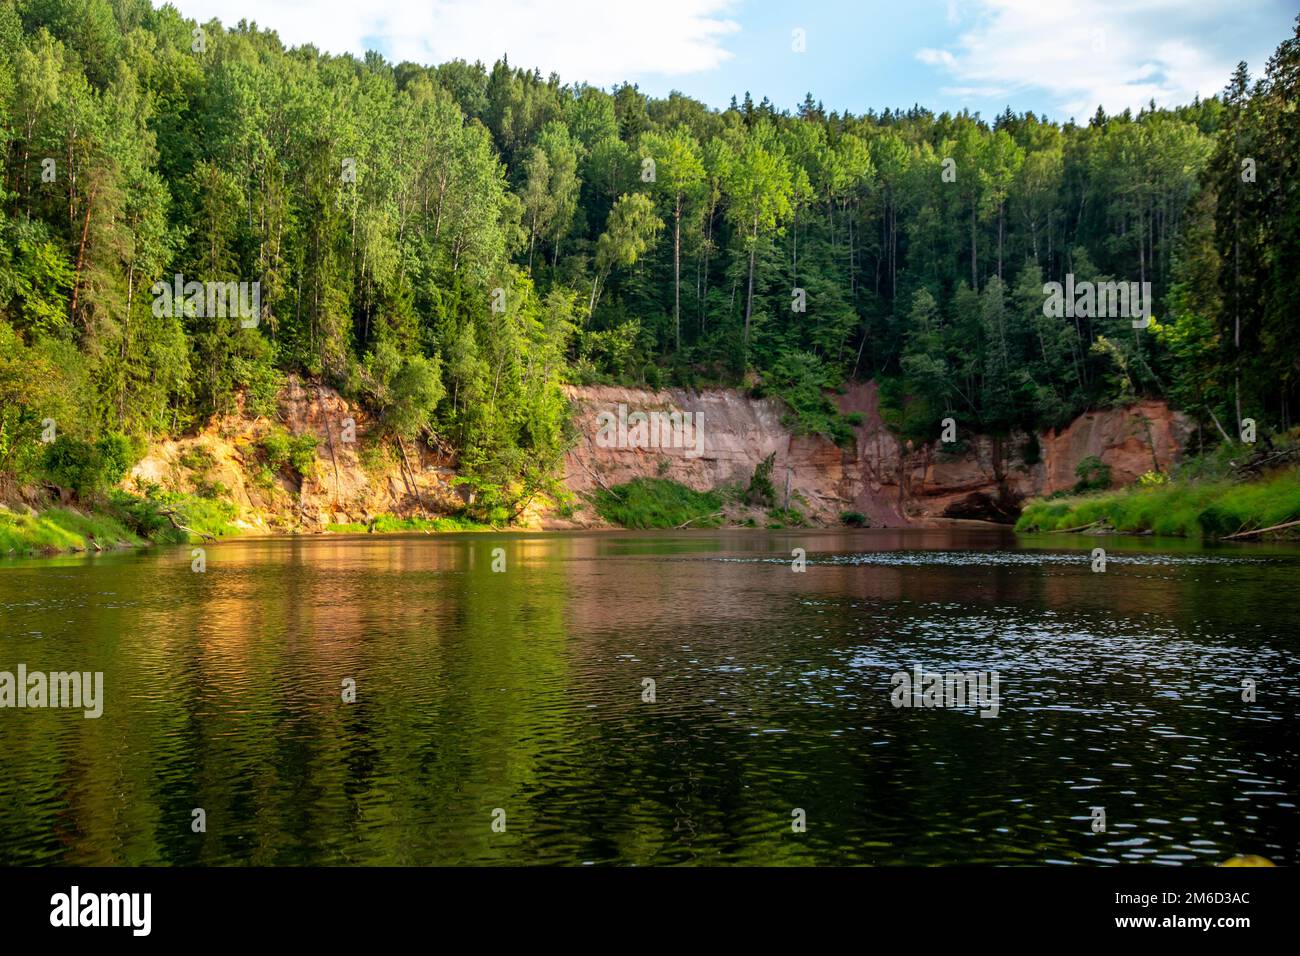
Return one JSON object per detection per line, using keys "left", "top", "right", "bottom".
{"left": 0, "top": 506, "right": 142, "bottom": 555}
{"left": 592, "top": 478, "right": 724, "bottom": 529}
{"left": 766, "top": 506, "right": 807, "bottom": 529}
{"left": 325, "top": 514, "right": 492, "bottom": 534}
{"left": 1015, "top": 467, "right": 1300, "bottom": 538}
{"left": 108, "top": 488, "right": 240, "bottom": 543}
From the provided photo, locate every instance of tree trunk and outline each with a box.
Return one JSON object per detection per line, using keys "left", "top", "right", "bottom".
{"left": 69, "top": 183, "right": 97, "bottom": 328}
{"left": 997, "top": 203, "right": 1004, "bottom": 280}
{"left": 743, "top": 220, "right": 757, "bottom": 351}
{"left": 673, "top": 198, "right": 681, "bottom": 351}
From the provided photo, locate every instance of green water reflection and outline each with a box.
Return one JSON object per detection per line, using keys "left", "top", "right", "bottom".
{"left": 0, "top": 529, "right": 1295, "bottom": 865}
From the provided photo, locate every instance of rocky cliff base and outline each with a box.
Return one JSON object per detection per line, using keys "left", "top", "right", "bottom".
{"left": 564, "top": 382, "right": 1190, "bottom": 528}
{"left": 119, "top": 377, "right": 1190, "bottom": 533}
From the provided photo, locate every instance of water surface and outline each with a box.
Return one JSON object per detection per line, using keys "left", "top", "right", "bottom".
{"left": 1, "top": 529, "right": 1296, "bottom": 865}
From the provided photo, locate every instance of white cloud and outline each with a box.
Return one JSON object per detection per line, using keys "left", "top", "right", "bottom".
{"left": 916, "top": 0, "right": 1252, "bottom": 117}
{"left": 173, "top": 0, "right": 741, "bottom": 85}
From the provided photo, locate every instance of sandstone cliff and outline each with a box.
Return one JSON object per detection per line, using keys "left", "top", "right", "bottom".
{"left": 564, "top": 382, "right": 1191, "bottom": 527}
{"left": 126, "top": 378, "right": 1190, "bottom": 531}
{"left": 129, "top": 377, "right": 461, "bottom": 532}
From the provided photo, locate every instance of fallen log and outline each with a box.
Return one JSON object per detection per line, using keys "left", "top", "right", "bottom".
{"left": 675, "top": 512, "right": 723, "bottom": 529}
{"left": 1223, "top": 518, "right": 1300, "bottom": 540}
{"left": 1047, "top": 520, "right": 1102, "bottom": 533}
{"left": 158, "top": 509, "right": 216, "bottom": 543}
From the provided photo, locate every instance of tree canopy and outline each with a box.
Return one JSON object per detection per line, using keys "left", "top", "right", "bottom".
{"left": 2, "top": 1, "right": 1297, "bottom": 505}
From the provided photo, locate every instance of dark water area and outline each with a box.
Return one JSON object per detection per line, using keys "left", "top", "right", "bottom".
{"left": 0, "top": 529, "right": 1296, "bottom": 865}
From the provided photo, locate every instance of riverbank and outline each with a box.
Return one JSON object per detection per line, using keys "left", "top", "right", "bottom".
{"left": 0, "top": 505, "right": 142, "bottom": 556}
{"left": 7, "top": 465, "right": 1299, "bottom": 558}
{"left": 0, "top": 379, "right": 1206, "bottom": 557}
{"left": 0, "top": 488, "right": 241, "bottom": 557}
{"left": 0, "top": 496, "right": 496, "bottom": 558}
{"left": 1015, "top": 467, "right": 1300, "bottom": 539}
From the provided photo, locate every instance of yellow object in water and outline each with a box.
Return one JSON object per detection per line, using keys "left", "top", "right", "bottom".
{"left": 1220, "top": 855, "right": 1276, "bottom": 867}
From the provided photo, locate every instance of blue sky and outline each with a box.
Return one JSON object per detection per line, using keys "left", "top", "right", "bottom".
{"left": 170, "top": 1, "right": 1297, "bottom": 122}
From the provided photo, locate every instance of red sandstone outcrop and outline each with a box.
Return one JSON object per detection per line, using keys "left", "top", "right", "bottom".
{"left": 564, "top": 382, "right": 1191, "bottom": 527}
{"left": 127, "top": 377, "right": 1191, "bottom": 532}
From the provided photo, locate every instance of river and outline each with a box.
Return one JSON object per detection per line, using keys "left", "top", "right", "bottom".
{"left": 1, "top": 529, "right": 1295, "bottom": 865}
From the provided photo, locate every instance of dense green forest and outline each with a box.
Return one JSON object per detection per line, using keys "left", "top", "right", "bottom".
{"left": 1, "top": 1, "right": 1297, "bottom": 515}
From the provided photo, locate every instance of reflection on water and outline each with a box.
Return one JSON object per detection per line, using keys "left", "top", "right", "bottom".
{"left": 0, "top": 529, "right": 1295, "bottom": 865}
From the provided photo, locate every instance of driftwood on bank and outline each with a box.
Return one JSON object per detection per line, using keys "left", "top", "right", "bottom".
{"left": 675, "top": 512, "right": 723, "bottom": 529}
{"left": 1233, "top": 446, "right": 1299, "bottom": 477}
{"left": 1048, "top": 520, "right": 1103, "bottom": 533}
{"left": 1224, "top": 518, "right": 1300, "bottom": 540}
{"left": 158, "top": 508, "right": 216, "bottom": 543}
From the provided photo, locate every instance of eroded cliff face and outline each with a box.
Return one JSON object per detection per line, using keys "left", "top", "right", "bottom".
{"left": 128, "top": 377, "right": 461, "bottom": 531}
{"left": 126, "top": 378, "right": 1191, "bottom": 532}
{"left": 564, "top": 382, "right": 1192, "bottom": 527}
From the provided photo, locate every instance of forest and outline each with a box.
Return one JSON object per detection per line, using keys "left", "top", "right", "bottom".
{"left": 1, "top": 0, "right": 1297, "bottom": 517}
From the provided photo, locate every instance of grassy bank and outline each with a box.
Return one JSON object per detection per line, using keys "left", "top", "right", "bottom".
{"left": 590, "top": 475, "right": 828, "bottom": 530}
{"left": 1015, "top": 467, "right": 1300, "bottom": 538}
{"left": 592, "top": 478, "right": 725, "bottom": 529}
{"left": 1, "top": 488, "right": 243, "bottom": 557}
{"left": 0, "top": 506, "right": 142, "bottom": 556}
{"left": 325, "top": 514, "right": 492, "bottom": 534}
{"left": 2, "top": 495, "right": 500, "bottom": 558}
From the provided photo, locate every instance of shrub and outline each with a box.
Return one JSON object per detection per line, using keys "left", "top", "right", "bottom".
{"left": 194, "top": 478, "right": 230, "bottom": 501}
{"left": 840, "top": 510, "right": 868, "bottom": 527}
{"left": 179, "top": 445, "right": 216, "bottom": 472}
{"left": 1073, "top": 455, "right": 1112, "bottom": 493}
{"left": 746, "top": 452, "right": 776, "bottom": 507}
{"left": 287, "top": 434, "right": 318, "bottom": 478}
{"left": 765, "top": 350, "right": 858, "bottom": 445}
{"left": 592, "top": 478, "right": 723, "bottom": 529}
{"left": 766, "top": 506, "right": 805, "bottom": 529}
{"left": 258, "top": 427, "right": 318, "bottom": 481}
{"left": 259, "top": 428, "right": 292, "bottom": 471}
{"left": 40, "top": 432, "right": 138, "bottom": 499}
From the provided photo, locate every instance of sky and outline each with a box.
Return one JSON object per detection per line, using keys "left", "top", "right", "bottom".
{"left": 167, "top": 0, "right": 1296, "bottom": 122}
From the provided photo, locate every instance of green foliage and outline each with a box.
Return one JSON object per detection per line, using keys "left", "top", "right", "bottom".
{"left": 258, "top": 427, "right": 318, "bottom": 482}
{"left": 765, "top": 506, "right": 806, "bottom": 529}
{"left": 765, "top": 350, "right": 857, "bottom": 444}
{"left": 1072, "top": 455, "right": 1112, "bottom": 493}
{"left": 107, "top": 484, "right": 238, "bottom": 543}
{"left": 40, "top": 432, "right": 137, "bottom": 499}
{"left": 840, "top": 510, "right": 868, "bottom": 527}
{"left": 1016, "top": 468, "right": 1300, "bottom": 539}
{"left": 360, "top": 341, "right": 446, "bottom": 440}
{"left": 179, "top": 445, "right": 215, "bottom": 473}
{"left": 746, "top": 452, "right": 776, "bottom": 507}
{"left": 0, "top": 505, "right": 140, "bottom": 555}
{"left": 592, "top": 478, "right": 722, "bottom": 529}
{"left": 0, "top": 4, "right": 1296, "bottom": 527}
{"left": 325, "top": 513, "right": 490, "bottom": 534}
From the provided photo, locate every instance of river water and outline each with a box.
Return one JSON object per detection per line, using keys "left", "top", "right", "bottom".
{"left": 0, "top": 529, "right": 1295, "bottom": 865}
